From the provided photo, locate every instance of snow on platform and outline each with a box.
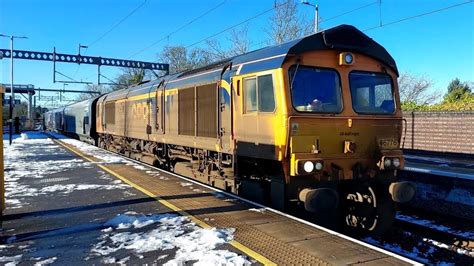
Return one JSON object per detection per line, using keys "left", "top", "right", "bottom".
{"left": 1, "top": 132, "right": 249, "bottom": 265}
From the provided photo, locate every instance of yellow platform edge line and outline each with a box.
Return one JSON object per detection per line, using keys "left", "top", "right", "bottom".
{"left": 51, "top": 138, "right": 276, "bottom": 266}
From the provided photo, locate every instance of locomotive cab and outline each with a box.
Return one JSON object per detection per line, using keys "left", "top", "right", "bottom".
{"left": 281, "top": 49, "right": 414, "bottom": 234}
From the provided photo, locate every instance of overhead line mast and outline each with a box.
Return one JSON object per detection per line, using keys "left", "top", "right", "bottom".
{"left": 0, "top": 34, "right": 28, "bottom": 145}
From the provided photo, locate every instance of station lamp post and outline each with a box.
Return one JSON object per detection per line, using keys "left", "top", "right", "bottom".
{"left": 301, "top": 0, "right": 319, "bottom": 33}
{"left": 0, "top": 34, "right": 28, "bottom": 145}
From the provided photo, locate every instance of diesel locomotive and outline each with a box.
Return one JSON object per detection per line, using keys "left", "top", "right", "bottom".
{"left": 45, "top": 25, "right": 415, "bottom": 234}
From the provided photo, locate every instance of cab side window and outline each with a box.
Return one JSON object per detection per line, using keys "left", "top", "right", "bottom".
{"left": 243, "top": 74, "right": 275, "bottom": 113}
{"left": 244, "top": 78, "right": 257, "bottom": 113}
{"left": 258, "top": 74, "right": 275, "bottom": 112}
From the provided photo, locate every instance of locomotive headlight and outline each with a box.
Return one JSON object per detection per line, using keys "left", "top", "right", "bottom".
{"left": 384, "top": 158, "right": 392, "bottom": 168}
{"left": 344, "top": 53, "right": 353, "bottom": 64}
{"left": 314, "top": 161, "right": 323, "bottom": 171}
{"left": 339, "top": 52, "right": 355, "bottom": 65}
{"left": 393, "top": 158, "right": 401, "bottom": 168}
{"left": 303, "top": 161, "right": 314, "bottom": 173}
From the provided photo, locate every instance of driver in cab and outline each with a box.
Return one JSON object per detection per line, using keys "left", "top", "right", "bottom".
{"left": 306, "top": 99, "right": 322, "bottom": 111}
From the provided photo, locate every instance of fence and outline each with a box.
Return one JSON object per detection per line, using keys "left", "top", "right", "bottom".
{"left": 402, "top": 111, "right": 474, "bottom": 154}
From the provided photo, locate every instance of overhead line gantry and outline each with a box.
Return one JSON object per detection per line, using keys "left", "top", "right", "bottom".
{"left": 0, "top": 48, "right": 169, "bottom": 85}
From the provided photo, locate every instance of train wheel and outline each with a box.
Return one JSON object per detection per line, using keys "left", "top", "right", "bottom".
{"left": 342, "top": 185, "right": 395, "bottom": 236}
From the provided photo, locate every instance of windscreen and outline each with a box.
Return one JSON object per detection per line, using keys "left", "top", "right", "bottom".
{"left": 289, "top": 66, "right": 342, "bottom": 113}
{"left": 349, "top": 71, "right": 395, "bottom": 114}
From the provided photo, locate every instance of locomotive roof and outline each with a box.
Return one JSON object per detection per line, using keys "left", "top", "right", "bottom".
{"left": 101, "top": 24, "right": 398, "bottom": 101}
{"left": 177, "top": 24, "right": 398, "bottom": 78}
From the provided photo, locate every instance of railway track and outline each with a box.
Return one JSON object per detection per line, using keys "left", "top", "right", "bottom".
{"left": 364, "top": 210, "right": 474, "bottom": 264}
{"left": 398, "top": 217, "right": 472, "bottom": 240}
{"left": 395, "top": 218, "right": 473, "bottom": 251}
{"left": 47, "top": 132, "right": 472, "bottom": 264}
{"left": 398, "top": 204, "right": 474, "bottom": 238}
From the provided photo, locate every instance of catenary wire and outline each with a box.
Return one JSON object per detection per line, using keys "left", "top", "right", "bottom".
{"left": 128, "top": 0, "right": 227, "bottom": 59}
{"left": 363, "top": 0, "right": 473, "bottom": 31}
{"left": 88, "top": 0, "right": 148, "bottom": 48}
{"left": 319, "top": 1, "right": 378, "bottom": 24}
{"left": 182, "top": 1, "right": 288, "bottom": 51}
{"left": 72, "top": 0, "right": 148, "bottom": 81}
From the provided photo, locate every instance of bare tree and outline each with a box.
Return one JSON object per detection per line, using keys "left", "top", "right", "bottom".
{"left": 76, "top": 84, "right": 110, "bottom": 101}
{"left": 228, "top": 25, "right": 251, "bottom": 55}
{"left": 398, "top": 72, "right": 439, "bottom": 105}
{"left": 2, "top": 102, "right": 27, "bottom": 119}
{"left": 158, "top": 46, "right": 213, "bottom": 74}
{"left": 115, "top": 68, "right": 147, "bottom": 87}
{"left": 205, "top": 24, "right": 252, "bottom": 61}
{"left": 206, "top": 39, "right": 231, "bottom": 60}
{"left": 267, "top": 0, "right": 312, "bottom": 45}
{"left": 188, "top": 47, "right": 213, "bottom": 69}
{"left": 205, "top": 24, "right": 252, "bottom": 60}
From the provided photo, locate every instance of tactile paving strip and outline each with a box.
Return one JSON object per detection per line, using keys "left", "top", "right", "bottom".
{"left": 207, "top": 212, "right": 329, "bottom": 265}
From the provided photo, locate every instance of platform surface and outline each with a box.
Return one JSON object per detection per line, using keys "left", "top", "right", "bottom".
{"left": 1, "top": 132, "right": 417, "bottom": 265}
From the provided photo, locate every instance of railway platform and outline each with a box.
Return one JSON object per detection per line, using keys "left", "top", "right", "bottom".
{"left": 1, "top": 132, "right": 418, "bottom": 265}
{"left": 400, "top": 151, "right": 474, "bottom": 221}
{"left": 403, "top": 151, "right": 474, "bottom": 180}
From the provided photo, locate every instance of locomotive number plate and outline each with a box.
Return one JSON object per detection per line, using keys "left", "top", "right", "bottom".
{"left": 378, "top": 138, "right": 399, "bottom": 149}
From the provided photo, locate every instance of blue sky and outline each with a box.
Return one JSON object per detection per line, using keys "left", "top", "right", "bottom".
{"left": 1, "top": 0, "right": 473, "bottom": 107}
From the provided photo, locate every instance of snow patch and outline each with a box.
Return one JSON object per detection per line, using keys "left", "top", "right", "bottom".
{"left": 157, "top": 254, "right": 169, "bottom": 260}
{"left": 40, "top": 184, "right": 130, "bottom": 194}
{"left": 3, "top": 133, "right": 94, "bottom": 208}
{"left": 90, "top": 213, "right": 249, "bottom": 265}
{"left": 2, "top": 132, "right": 134, "bottom": 210}
{"left": 248, "top": 208, "right": 266, "bottom": 213}
{"left": 103, "top": 213, "right": 186, "bottom": 232}
{"left": 423, "top": 238, "right": 474, "bottom": 256}
{"left": 34, "top": 257, "right": 57, "bottom": 266}
{"left": 102, "top": 227, "right": 113, "bottom": 233}
{"left": 146, "top": 170, "right": 161, "bottom": 176}
{"left": 0, "top": 255, "right": 22, "bottom": 265}
{"left": 20, "top": 133, "right": 28, "bottom": 140}
{"left": 132, "top": 164, "right": 148, "bottom": 170}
